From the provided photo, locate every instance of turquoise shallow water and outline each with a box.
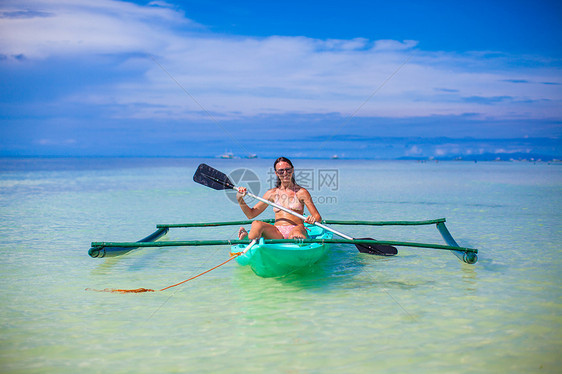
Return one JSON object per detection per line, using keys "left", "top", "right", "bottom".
{"left": 0, "top": 158, "right": 561, "bottom": 373}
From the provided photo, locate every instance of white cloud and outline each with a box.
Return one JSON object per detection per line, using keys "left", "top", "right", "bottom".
{"left": 372, "top": 39, "right": 418, "bottom": 51}
{"left": 1, "top": 0, "right": 561, "bottom": 124}
{"left": 406, "top": 145, "right": 423, "bottom": 155}
{"left": 0, "top": 0, "right": 196, "bottom": 59}
{"left": 494, "top": 148, "right": 532, "bottom": 154}
{"left": 37, "top": 138, "right": 76, "bottom": 146}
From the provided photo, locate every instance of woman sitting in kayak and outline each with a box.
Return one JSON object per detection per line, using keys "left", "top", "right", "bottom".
{"left": 237, "top": 157, "right": 322, "bottom": 240}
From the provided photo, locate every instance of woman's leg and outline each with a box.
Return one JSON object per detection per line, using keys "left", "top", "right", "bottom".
{"left": 248, "top": 221, "right": 284, "bottom": 240}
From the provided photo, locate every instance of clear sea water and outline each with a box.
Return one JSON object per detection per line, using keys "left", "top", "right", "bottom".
{"left": 0, "top": 157, "right": 560, "bottom": 373}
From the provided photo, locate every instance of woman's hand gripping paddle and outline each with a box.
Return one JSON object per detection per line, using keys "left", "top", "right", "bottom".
{"left": 193, "top": 163, "right": 397, "bottom": 256}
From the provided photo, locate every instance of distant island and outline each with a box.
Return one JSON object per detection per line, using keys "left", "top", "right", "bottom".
{"left": 398, "top": 152, "right": 560, "bottom": 162}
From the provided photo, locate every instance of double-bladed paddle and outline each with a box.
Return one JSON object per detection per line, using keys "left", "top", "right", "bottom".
{"left": 193, "top": 163, "right": 397, "bottom": 256}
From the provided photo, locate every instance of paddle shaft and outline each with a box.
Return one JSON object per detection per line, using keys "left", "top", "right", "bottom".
{"left": 243, "top": 239, "right": 258, "bottom": 253}
{"left": 241, "top": 189, "right": 355, "bottom": 241}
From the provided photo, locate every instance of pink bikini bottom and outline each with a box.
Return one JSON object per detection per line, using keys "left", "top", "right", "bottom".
{"left": 275, "top": 225, "right": 297, "bottom": 239}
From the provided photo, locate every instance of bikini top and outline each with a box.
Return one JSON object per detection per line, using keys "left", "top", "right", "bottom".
{"left": 272, "top": 188, "right": 304, "bottom": 213}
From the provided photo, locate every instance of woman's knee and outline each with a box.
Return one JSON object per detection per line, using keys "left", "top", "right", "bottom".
{"left": 250, "top": 220, "right": 268, "bottom": 235}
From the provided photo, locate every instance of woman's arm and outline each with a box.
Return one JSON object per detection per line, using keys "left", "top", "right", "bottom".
{"left": 299, "top": 188, "right": 322, "bottom": 223}
{"left": 237, "top": 188, "right": 271, "bottom": 219}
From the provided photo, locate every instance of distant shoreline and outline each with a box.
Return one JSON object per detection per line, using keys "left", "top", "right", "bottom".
{"left": 0, "top": 154, "right": 560, "bottom": 162}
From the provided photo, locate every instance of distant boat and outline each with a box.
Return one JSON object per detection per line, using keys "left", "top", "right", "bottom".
{"left": 246, "top": 154, "right": 258, "bottom": 159}
{"left": 219, "top": 151, "right": 234, "bottom": 159}
{"left": 331, "top": 155, "right": 340, "bottom": 159}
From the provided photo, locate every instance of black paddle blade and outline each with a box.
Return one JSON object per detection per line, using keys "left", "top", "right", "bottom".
{"left": 355, "top": 238, "right": 398, "bottom": 256}
{"left": 193, "top": 164, "right": 236, "bottom": 190}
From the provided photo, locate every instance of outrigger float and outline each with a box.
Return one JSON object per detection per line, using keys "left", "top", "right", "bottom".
{"left": 88, "top": 164, "right": 478, "bottom": 279}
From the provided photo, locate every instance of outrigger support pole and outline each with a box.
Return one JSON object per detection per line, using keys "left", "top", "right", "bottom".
{"left": 88, "top": 227, "right": 169, "bottom": 258}
{"left": 90, "top": 238, "right": 477, "bottom": 254}
{"left": 436, "top": 221, "right": 478, "bottom": 264}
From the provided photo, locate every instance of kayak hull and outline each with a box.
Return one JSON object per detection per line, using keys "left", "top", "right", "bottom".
{"left": 230, "top": 224, "right": 333, "bottom": 277}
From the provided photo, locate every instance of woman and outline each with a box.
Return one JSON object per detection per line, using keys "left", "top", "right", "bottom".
{"left": 237, "top": 157, "right": 322, "bottom": 240}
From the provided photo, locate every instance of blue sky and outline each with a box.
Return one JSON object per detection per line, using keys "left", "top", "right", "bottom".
{"left": 1, "top": 0, "right": 561, "bottom": 158}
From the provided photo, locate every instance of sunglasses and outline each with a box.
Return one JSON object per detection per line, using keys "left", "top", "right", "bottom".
{"left": 275, "top": 167, "right": 293, "bottom": 175}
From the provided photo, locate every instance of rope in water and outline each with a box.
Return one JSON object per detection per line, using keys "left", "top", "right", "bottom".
{"left": 87, "top": 253, "right": 241, "bottom": 294}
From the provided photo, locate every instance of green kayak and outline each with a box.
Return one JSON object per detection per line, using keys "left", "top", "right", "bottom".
{"left": 230, "top": 224, "right": 333, "bottom": 278}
